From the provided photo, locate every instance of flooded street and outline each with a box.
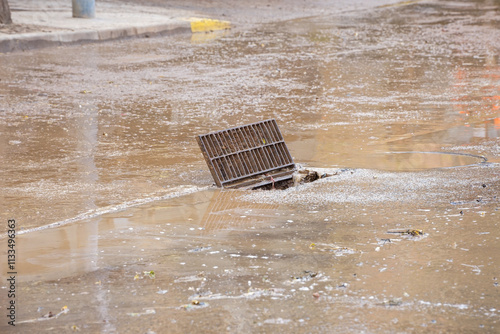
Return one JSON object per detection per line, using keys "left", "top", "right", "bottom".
{"left": 1, "top": 0, "right": 499, "bottom": 332}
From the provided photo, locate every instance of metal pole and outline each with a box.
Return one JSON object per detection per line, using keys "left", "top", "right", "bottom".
{"left": 72, "top": 0, "right": 95, "bottom": 18}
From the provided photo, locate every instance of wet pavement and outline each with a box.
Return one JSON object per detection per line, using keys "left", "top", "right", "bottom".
{"left": 1, "top": 0, "right": 500, "bottom": 332}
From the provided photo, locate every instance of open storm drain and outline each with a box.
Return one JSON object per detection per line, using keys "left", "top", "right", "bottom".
{"left": 196, "top": 119, "right": 338, "bottom": 190}
{"left": 196, "top": 120, "right": 487, "bottom": 189}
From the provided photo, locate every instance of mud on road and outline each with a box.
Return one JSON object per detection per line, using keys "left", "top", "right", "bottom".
{"left": 1, "top": 0, "right": 499, "bottom": 332}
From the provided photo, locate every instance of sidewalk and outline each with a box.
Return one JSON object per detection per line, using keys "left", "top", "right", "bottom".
{"left": 0, "top": 0, "right": 230, "bottom": 52}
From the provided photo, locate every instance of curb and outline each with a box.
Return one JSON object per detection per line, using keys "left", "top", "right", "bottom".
{"left": 0, "top": 21, "right": 192, "bottom": 53}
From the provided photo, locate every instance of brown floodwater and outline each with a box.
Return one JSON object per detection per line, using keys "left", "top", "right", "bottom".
{"left": 1, "top": 0, "right": 499, "bottom": 332}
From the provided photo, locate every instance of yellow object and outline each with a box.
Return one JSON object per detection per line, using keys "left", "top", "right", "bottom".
{"left": 190, "top": 18, "right": 231, "bottom": 33}
{"left": 378, "top": 0, "right": 421, "bottom": 8}
{"left": 144, "top": 270, "right": 156, "bottom": 279}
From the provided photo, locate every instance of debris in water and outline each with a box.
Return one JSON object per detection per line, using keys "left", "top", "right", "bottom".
{"left": 192, "top": 287, "right": 286, "bottom": 301}
{"left": 378, "top": 298, "right": 403, "bottom": 307}
{"left": 18, "top": 305, "right": 70, "bottom": 324}
{"left": 181, "top": 301, "right": 208, "bottom": 310}
{"left": 291, "top": 270, "right": 318, "bottom": 282}
{"left": 298, "top": 169, "right": 319, "bottom": 183}
{"left": 134, "top": 270, "right": 156, "bottom": 280}
{"left": 293, "top": 168, "right": 338, "bottom": 186}
{"left": 188, "top": 246, "right": 212, "bottom": 253}
{"left": 387, "top": 229, "right": 424, "bottom": 236}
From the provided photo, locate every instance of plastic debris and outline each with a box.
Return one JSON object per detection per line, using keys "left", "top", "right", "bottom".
{"left": 145, "top": 270, "right": 156, "bottom": 279}
{"left": 134, "top": 270, "right": 156, "bottom": 280}
{"left": 387, "top": 229, "right": 423, "bottom": 236}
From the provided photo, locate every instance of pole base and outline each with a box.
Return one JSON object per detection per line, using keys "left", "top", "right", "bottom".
{"left": 72, "top": 0, "right": 95, "bottom": 18}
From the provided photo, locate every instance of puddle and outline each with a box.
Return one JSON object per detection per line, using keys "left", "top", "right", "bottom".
{"left": 3, "top": 189, "right": 289, "bottom": 282}
{"left": 367, "top": 151, "right": 487, "bottom": 171}
{"left": 2, "top": 168, "right": 499, "bottom": 332}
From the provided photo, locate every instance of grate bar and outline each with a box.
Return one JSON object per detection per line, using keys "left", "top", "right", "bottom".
{"left": 212, "top": 148, "right": 292, "bottom": 181}
{"left": 207, "top": 140, "right": 287, "bottom": 163}
{"left": 219, "top": 163, "right": 296, "bottom": 185}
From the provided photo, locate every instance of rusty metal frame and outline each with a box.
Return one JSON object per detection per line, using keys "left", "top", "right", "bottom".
{"left": 196, "top": 119, "right": 296, "bottom": 189}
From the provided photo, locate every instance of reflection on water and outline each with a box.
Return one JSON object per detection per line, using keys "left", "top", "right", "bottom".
{"left": 2, "top": 189, "right": 284, "bottom": 282}
{"left": 190, "top": 30, "right": 229, "bottom": 44}
{"left": 367, "top": 151, "right": 486, "bottom": 171}
{"left": 0, "top": 190, "right": 213, "bottom": 282}
{"left": 200, "top": 189, "right": 279, "bottom": 232}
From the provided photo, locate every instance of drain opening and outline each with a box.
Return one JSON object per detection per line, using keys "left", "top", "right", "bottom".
{"left": 196, "top": 120, "right": 342, "bottom": 190}
{"left": 253, "top": 168, "right": 338, "bottom": 190}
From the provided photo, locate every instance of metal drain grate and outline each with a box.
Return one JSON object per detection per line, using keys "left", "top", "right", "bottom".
{"left": 196, "top": 119, "right": 296, "bottom": 189}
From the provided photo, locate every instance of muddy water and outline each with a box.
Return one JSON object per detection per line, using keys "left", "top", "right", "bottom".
{"left": 1, "top": 0, "right": 500, "bottom": 332}
{"left": 3, "top": 169, "right": 499, "bottom": 332}
{"left": 1, "top": 1, "right": 499, "bottom": 234}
